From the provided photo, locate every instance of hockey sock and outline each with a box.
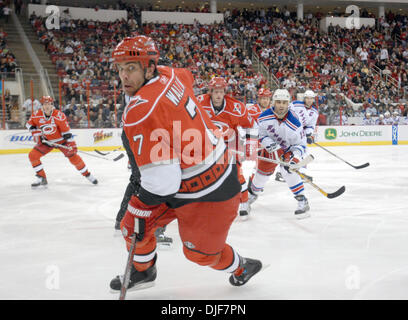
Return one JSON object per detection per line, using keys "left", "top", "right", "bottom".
{"left": 251, "top": 170, "right": 270, "bottom": 192}
{"left": 210, "top": 245, "right": 240, "bottom": 273}
{"left": 29, "top": 149, "right": 46, "bottom": 178}
{"left": 68, "top": 154, "right": 90, "bottom": 176}
{"left": 125, "top": 235, "right": 157, "bottom": 272}
{"left": 281, "top": 167, "right": 305, "bottom": 196}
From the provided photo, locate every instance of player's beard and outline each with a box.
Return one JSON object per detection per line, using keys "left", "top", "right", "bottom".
{"left": 274, "top": 108, "right": 288, "bottom": 119}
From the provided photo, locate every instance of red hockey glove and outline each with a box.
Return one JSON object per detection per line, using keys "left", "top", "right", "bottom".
{"left": 31, "top": 129, "right": 42, "bottom": 144}
{"left": 62, "top": 140, "right": 77, "bottom": 157}
{"left": 281, "top": 151, "right": 300, "bottom": 173}
{"left": 121, "top": 195, "right": 162, "bottom": 242}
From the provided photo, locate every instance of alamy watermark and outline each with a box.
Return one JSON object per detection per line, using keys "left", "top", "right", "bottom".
{"left": 345, "top": 265, "right": 360, "bottom": 290}
{"left": 45, "top": 265, "right": 60, "bottom": 290}
{"left": 45, "top": 5, "right": 60, "bottom": 30}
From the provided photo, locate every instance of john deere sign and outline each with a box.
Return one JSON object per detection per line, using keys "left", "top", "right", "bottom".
{"left": 325, "top": 128, "right": 337, "bottom": 140}
{"left": 324, "top": 128, "right": 382, "bottom": 140}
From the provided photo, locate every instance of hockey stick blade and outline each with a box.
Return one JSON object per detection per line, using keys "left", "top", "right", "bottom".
{"left": 95, "top": 147, "right": 124, "bottom": 156}
{"left": 113, "top": 153, "right": 125, "bottom": 161}
{"left": 327, "top": 185, "right": 346, "bottom": 199}
{"left": 350, "top": 162, "right": 370, "bottom": 169}
{"left": 94, "top": 149, "right": 109, "bottom": 156}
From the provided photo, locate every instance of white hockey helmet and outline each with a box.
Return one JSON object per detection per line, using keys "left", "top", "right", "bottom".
{"left": 392, "top": 111, "right": 399, "bottom": 115}
{"left": 384, "top": 111, "right": 390, "bottom": 117}
{"left": 379, "top": 114, "right": 384, "bottom": 119}
{"left": 304, "top": 90, "right": 316, "bottom": 98}
{"left": 272, "top": 89, "right": 291, "bottom": 103}
{"left": 366, "top": 112, "right": 371, "bottom": 117}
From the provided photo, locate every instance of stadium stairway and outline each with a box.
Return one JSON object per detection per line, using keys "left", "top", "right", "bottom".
{"left": 1, "top": 18, "right": 43, "bottom": 99}
{"left": 17, "top": 16, "right": 60, "bottom": 100}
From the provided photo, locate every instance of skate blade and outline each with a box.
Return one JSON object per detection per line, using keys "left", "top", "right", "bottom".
{"left": 31, "top": 185, "right": 48, "bottom": 189}
{"left": 239, "top": 214, "right": 249, "bottom": 221}
{"left": 110, "top": 281, "right": 155, "bottom": 294}
{"left": 157, "top": 242, "right": 173, "bottom": 250}
{"left": 295, "top": 212, "right": 311, "bottom": 220}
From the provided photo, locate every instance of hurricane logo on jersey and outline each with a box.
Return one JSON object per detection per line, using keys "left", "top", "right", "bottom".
{"left": 40, "top": 124, "right": 57, "bottom": 135}
{"left": 212, "top": 121, "right": 230, "bottom": 134}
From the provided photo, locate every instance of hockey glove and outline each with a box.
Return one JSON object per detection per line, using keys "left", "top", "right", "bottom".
{"left": 281, "top": 151, "right": 300, "bottom": 173}
{"left": 306, "top": 134, "right": 314, "bottom": 145}
{"left": 121, "top": 195, "right": 161, "bottom": 242}
{"left": 32, "top": 129, "right": 42, "bottom": 144}
{"left": 61, "top": 138, "right": 77, "bottom": 157}
{"left": 264, "top": 141, "right": 279, "bottom": 154}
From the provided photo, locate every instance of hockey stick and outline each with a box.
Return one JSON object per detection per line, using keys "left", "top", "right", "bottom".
{"left": 94, "top": 147, "right": 124, "bottom": 156}
{"left": 44, "top": 141, "right": 125, "bottom": 162}
{"left": 119, "top": 234, "right": 137, "bottom": 300}
{"left": 313, "top": 142, "right": 369, "bottom": 169}
{"left": 290, "top": 168, "right": 346, "bottom": 199}
{"left": 230, "top": 148, "right": 314, "bottom": 169}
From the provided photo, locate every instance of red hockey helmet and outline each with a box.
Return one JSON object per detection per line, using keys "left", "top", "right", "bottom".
{"left": 258, "top": 88, "right": 272, "bottom": 97}
{"left": 40, "top": 96, "right": 54, "bottom": 104}
{"left": 112, "top": 36, "right": 160, "bottom": 68}
{"left": 208, "top": 77, "right": 228, "bottom": 90}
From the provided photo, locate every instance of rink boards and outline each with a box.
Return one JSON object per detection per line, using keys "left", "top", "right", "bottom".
{"left": 0, "top": 125, "right": 407, "bottom": 154}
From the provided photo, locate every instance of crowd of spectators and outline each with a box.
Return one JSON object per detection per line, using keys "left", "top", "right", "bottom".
{"left": 25, "top": 4, "right": 408, "bottom": 127}
{"left": 29, "top": 8, "right": 269, "bottom": 128}
{"left": 0, "top": 27, "right": 18, "bottom": 75}
{"left": 227, "top": 7, "right": 408, "bottom": 124}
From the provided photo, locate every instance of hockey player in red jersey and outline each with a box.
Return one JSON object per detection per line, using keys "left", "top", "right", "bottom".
{"left": 197, "top": 77, "right": 256, "bottom": 220}
{"left": 26, "top": 96, "right": 98, "bottom": 187}
{"left": 247, "top": 88, "right": 272, "bottom": 120}
{"left": 109, "top": 36, "right": 262, "bottom": 292}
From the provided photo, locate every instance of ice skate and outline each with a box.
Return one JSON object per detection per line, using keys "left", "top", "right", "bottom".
{"left": 85, "top": 173, "right": 98, "bottom": 185}
{"left": 294, "top": 195, "right": 310, "bottom": 219}
{"left": 247, "top": 179, "right": 258, "bottom": 205}
{"left": 275, "top": 171, "right": 285, "bottom": 182}
{"left": 155, "top": 227, "right": 173, "bottom": 248}
{"left": 229, "top": 256, "right": 262, "bottom": 286}
{"left": 31, "top": 175, "right": 47, "bottom": 188}
{"left": 238, "top": 201, "right": 250, "bottom": 220}
{"left": 248, "top": 192, "right": 258, "bottom": 206}
{"left": 110, "top": 256, "right": 157, "bottom": 293}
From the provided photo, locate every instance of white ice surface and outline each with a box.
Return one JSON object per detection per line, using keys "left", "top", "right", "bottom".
{"left": 0, "top": 145, "right": 408, "bottom": 300}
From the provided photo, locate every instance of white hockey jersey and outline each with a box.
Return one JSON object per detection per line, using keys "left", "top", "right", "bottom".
{"left": 332, "top": 114, "right": 348, "bottom": 125}
{"left": 363, "top": 118, "right": 376, "bottom": 125}
{"left": 391, "top": 116, "right": 402, "bottom": 125}
{"left": 257, "top": 107, "right": 306, "bottom": 159}
{"left": 289, "top": 100, "right": 318, "bottom": 136}
{"left": 383, "top": 117, "right": 394, "bottom": 125}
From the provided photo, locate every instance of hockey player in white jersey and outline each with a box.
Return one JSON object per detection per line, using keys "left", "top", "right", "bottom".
{"left": 391, "top": 111, "right": 401, "bottom": 125}
{"left": 363, "top": 112, "right": 376, "bottom": 125}
{"left": 376, "top": 114, "right": 385, "bottom": 125}
{"left": 277, "top": 90, "right": 317, "bottom": 182}
{"left": 249, "top": 89, "right": 310, "bottom": 219}
{"left": 383, "top": 111, "right": 394, "bottom": 125}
